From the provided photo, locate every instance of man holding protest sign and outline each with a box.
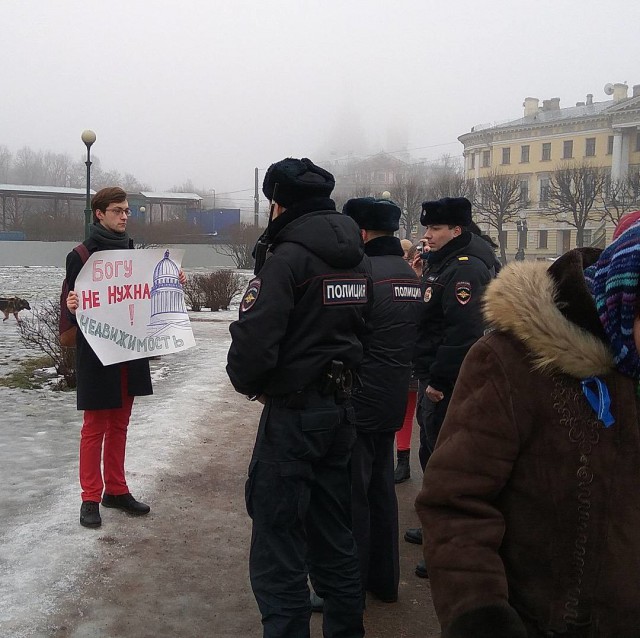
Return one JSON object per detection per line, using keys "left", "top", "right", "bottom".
{"left": 66, "top": 186, "right": 185, "bottom": 529}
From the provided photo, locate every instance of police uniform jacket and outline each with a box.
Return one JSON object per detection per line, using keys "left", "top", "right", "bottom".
{"left": 227, "top": 199, "right": 370, "bottom": 398}
{"left": 351, "top": 236, "right": 421, "bottom": 433}
{"left": 65, "top": 236, "right": 153, "bottom": 411}
{"left": 413, "top": 231, "right": 493, "bottom": 392}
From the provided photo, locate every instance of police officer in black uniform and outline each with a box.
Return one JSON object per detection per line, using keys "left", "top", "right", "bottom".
{"left": 343, "top": 196, "right": 421, "bottom": 603}
{"left": 227, "top": 157, "right": 369, "bottom": 638}
{"left": 405, "top": 197, "right": 494, "bottom": 575}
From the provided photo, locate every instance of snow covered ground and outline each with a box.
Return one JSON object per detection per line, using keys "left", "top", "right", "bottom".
{"left": 0, "top": 265, "right": 246, "bottom": 637}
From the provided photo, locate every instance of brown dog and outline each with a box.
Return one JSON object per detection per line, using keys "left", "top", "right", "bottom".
{"left": 0, "top": 297, "right": 31, "bottom": 322}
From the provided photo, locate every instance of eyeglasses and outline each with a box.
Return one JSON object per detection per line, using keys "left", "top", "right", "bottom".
{"left": 105, "top": 207, "right": 132, "bottom": 217}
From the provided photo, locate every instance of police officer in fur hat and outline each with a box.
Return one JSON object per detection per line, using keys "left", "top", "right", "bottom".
{"left": 227, "top": 157, "right": 369, "bottom": 638}
{"left": 404, "top": 197, "right": 495, "bottom": 576}
{"left": 341, "top": 196, "right": 421, "bottom": 604}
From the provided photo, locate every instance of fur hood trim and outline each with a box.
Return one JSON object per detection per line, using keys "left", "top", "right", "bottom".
{"left": 483, "top": 261, "right": 614, "bottom": 378}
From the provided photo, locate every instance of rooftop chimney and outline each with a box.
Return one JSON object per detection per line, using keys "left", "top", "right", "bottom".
{"left": 548, "top": 97, "right": 560, "bottom": 110}
{"left": 586, "top": 94, "right": 593, "bottom": 105}
{"left": 576, "top": 101, "right": 585, "bottom": 107}
{"left": 523, "top": 97, "right": 539, "bottom": 116}
{"left": 613, "top": 83, "right": 628, "bottom": 102}
{"left": 634, "top": 85, "right": 640, "bottom": 98}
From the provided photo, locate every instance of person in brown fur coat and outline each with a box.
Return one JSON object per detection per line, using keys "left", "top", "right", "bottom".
{"left": 416, "top": 241, "right": 640, "bottom": 637}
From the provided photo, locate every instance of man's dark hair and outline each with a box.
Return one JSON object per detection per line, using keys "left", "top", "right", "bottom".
{"left": 92, "top": 187, "right": 127, "bottom": 221}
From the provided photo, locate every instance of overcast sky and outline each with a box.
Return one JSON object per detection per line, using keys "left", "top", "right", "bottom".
{"left": 3, "top": 0, "right": 639, "bottom": 209}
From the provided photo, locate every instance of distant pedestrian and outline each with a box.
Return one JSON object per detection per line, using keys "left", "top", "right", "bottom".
{"left": 227, "top": 157, "right": 369, "bottom": 638}
{"left": 417, "top": 227, "right": 640, "bottom": 636}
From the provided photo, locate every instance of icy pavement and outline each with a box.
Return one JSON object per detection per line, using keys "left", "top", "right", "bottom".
{"left": 0, "top": 288, "right": 240, "bottom": 636}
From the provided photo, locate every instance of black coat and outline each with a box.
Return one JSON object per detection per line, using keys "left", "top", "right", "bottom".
{"left": 227, "top": 201, "right": 370, "bottom": 397}
{"left": 413, "top": 231, "right": 493, "bottom": 392}
{"left": 65, "top": 237, "right": 153, "bottom": 410}
{"left": 351, "top": 236, "right": 421, "bottom": 433}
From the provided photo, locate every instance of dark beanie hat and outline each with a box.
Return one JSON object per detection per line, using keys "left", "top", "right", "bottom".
{"left": 262, "top": 157, "right": 335, "bottom": 207}
{"left": 420, "top": 197, "right": 472, "bottom": 227}
{"left": 343, "top": 197, "right": 401, "bottom": 232}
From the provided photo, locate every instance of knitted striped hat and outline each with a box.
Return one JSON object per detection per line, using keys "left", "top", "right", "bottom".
{"left": 584, "top": 224, "right": 640, "bottom": 378}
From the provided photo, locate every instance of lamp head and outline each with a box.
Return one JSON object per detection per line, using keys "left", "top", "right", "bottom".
{"left": 81, "top": 129, "right": 96, "bottom": 148}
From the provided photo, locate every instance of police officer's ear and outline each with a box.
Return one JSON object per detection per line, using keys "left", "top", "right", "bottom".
{"left": 453, "top": 225, "right": 463, "bottom": 237}
{"left": 271, "top": 202, "right": 287, "bottom": 219}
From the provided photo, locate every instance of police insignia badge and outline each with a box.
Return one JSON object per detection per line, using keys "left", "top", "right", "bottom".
{"left": 240, "top": 278, "right": 261, "bottom": 312}
{"left": 424, "top": 286, "right": 432, "bottom": 303}
{"left": 455, "top": 281, "right": 471, "bottom": 305}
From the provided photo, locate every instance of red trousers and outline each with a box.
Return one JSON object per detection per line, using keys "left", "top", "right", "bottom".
{"left": 395, "top": 390, "right": 417, "bottom": 452}
{"left": 79, "top": 367, "right": 134, "bottom": 502}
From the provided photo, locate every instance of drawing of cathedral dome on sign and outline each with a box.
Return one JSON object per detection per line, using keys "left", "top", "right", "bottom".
{"left": 147, "top": 250, "right": 190, "bottom": 336}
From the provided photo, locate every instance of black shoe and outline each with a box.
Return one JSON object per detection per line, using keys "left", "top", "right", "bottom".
{"left": 415, "top": 560, "right": 429, "bottom": 579}
{"left": 102, "top": 492, "right": 150, "bottom": 515}
{"left": 394, "top": 450, "right": 411, "bottom": 483}
{"left": 80, "top": 501, "right": 101, "bottom": 528}
{"left": 404, "top": 527, "right": 423, "bottom": 545}
{"left": 368, "top": 590, "right": 398, "bottom": 603}
{"left": 310, "top": 591, "right": 324, "bottom": 613}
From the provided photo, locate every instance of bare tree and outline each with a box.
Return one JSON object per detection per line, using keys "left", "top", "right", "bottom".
{"left": 601, "top": 170, "right": 640, "bottom": 226}
{"left": 213, "top": 222, "right": 265, "bottom": 269}
{"left": 18, "top": 300, "right": 77, "bottom": 388}
{"left": 391, "top": 169, "right": 426, "bottom": 239}
{"left": 43, "top": 151, "right": 74, "bottom": 187}
{"left": 424, "top": 156, "right": 475, "bottom": 201}
{"left": 542, "top": 161, "right": 607, "bottom": 247}
{"left": 472, "top": 169, "right": 527, "bottom": 265}
{"left": 0, "top": 145, "right": 11, "bottom": 182}
{"left": 12, "top": 146, "right": 45, "bottom": 184}
{"left": 190, "top": 271, "right": 245, "bottom": 311}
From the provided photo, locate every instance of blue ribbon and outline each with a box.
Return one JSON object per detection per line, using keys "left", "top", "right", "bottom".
{"left": 581, "top": 377, "right": 615, "bottom": 428}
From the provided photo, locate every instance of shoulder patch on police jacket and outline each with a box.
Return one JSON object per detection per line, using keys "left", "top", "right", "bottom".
{"left": 323, "top": 278, "right": 368, "bottom": 305}
{"left": 240, "top": 278, "right": 261, "bottom": 312}
{"left": 391, "top": 281, "right": 422, "bottom": 302}
{"left": 455, "top": 281, "right": 471, "bottom": 305}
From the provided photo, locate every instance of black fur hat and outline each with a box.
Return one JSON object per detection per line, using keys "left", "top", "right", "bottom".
{"left": 262, "top": 157, "right": 335, "bottom": 207}
{"left": 420, "top": 197, "right": 472, "bottom": 227}
{"left": 343, "top": 197, "right": 401, "bottom": 232}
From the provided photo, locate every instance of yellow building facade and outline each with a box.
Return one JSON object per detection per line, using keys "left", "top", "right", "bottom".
{"left": 459, "top": 83, "right": 640, "bottom": 259}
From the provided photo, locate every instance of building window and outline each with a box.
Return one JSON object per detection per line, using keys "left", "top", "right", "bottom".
{"left": 502, "top": 148, "right": 511, "bottom": 165}
{"left": 585, "top": 138, "right": 596, "bottom": 157}
{"left": 540, "top": 178, "right": 550, "bottom": 204}
{"left": 607, "top": 135, "right": 614, "bottom": 154}
{"left": 470, "top": 153, "right": 475, "bottom": 169}
{"left": 519, "top": 180, "right": 529, "bottom": 204}
{"left": 521, "top": 145, "right": 530, "bottom": 163}
{"left": 636, "top": 133, "right": 640, "bottom": 152}
{"left": 482, "top": 150, "right": 490, "bottom": 167}
{"left": 583, "top": 229, "right": 593, "bottom": 246}
{"left": 541, "top": 142, "right": 551, "bottom": 161}
{"left": 538, "top": 230, "right": 548, "bottom": 249}
{"left": 563, "top": 140, "right": 573, "bottom": 159}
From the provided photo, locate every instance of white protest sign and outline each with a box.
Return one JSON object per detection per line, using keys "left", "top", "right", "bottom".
{"left": 75, "top": 248, "right": 196, "bottom": 366}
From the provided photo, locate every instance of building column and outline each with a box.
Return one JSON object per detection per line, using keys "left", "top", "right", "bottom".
{"left": 611, "top": 130, "right": 625, "bottom": 182}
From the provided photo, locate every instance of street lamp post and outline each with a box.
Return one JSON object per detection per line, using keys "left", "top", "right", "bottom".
{"left": 81, "top": 129, "right": 96, "bottom": 239}
{"left": 515, "top": 211, "right": 528, "bottom": 260}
